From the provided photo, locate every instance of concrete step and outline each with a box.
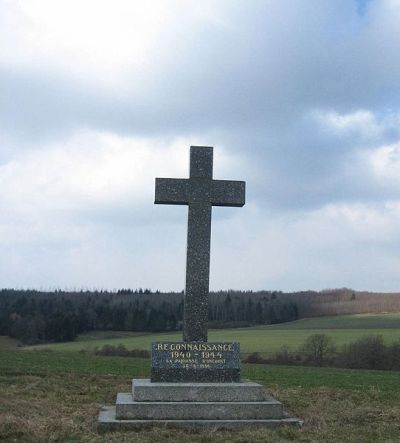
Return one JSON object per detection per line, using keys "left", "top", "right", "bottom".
{"left": 116, "top": 393, "right": 283, "bottom": 420}
{"left": 99, "top": 406, "right": 304, "bottom": 431}
{"left": 132, "top": 378, "right": 266, "bottom": 402}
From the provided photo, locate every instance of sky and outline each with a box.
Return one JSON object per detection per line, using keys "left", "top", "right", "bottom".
{"left": 1, "top": 0, "right": 400, "bottom": 292}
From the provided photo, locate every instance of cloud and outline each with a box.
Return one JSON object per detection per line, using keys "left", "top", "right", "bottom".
{"left": 362, "top": 142, "right": 400, "bottom": 190}
{"left": 314, "top": 110, "right": 384, "bottom": 140}
{"left": 0, "top": 126, "right": 249, "bottom": 289}
{"left": 0, "top": 132, "right": 184, "bottom": 224}
{"left": 0, "top": 1, "right": 176, "bottom": 83}
{"left": 243, "top": 109, "right": 400, "bottom": 210}
{"left": 1, "top": 1, "right": 400, "bottom": 290}
{"left": 0, "top": 129, "right": 247, "bottom": 243}
{"left": 2, "top": 0, "right": 400, "bottom": 142}
{"left": 211, "top": 200, "right": 400, "bottom": 292}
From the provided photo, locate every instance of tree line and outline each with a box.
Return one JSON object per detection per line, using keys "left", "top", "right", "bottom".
{"left": 0, "top": 289, "right": 298, "bottom": 344}
{"left": 244, "top": 334, "right": 400, "bottom": 371}
{"left": 2, "top": 287, "right": 399, "bottom": 345}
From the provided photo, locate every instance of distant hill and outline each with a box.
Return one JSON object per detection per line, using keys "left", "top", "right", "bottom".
{"left": 1, "top": 288, "right": 399, "bottom": 345}
{"left": 279, "top": 289, "right": 400, "bottom": 317}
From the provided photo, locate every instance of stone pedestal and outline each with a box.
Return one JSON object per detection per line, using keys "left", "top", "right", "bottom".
{"left": 98, "top": 379, "right": 303, "bottom": 431}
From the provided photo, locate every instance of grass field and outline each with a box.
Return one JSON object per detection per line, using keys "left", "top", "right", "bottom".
{"left": 26, "top": 313, "right": 400, "bottom": 356}
{"left": 0, "top": 346, "right": 399, "bottom": 442}
{"left": 1, "top": 315, "right": 400, "bottom": 442}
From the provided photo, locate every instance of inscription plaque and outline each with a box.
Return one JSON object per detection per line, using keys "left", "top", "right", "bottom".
{"left": 151, "top": 341, "right": 240, "bottom": 382}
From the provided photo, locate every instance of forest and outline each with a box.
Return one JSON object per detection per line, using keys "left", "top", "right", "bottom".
{"left": 0, "top": 288, "right": 297, "bottom": 344}
{"left": 1, "top": 287, "right": 399, "bottom": 345}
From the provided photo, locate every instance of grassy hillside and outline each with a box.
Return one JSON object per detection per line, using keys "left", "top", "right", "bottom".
{"left": 0, "top": 347, "right": 399, "bottom": 442}
{"left": 25, "top": 313, "right": 400, "bottom": 356}
{"left": 267, "top": 313, "right": 400, "bottom": 329}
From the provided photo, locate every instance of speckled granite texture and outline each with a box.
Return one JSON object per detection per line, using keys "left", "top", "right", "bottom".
{"left": 97, "top": 382, "right": 304, "bottom": 431}
{"left": 155, "top": 146, "right": 245, "bottom": 342}
{"left": 132, "top": 379, "right": 267, "bottom": 402}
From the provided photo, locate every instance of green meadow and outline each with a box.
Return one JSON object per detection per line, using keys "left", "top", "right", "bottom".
{"left": 1, "top": 343, "right": 399, "bottom": 442}
{"left": 27, "top": 313, "right": 400, "bottom": 356}
{"left": 1, "top": 314, "right": 400, "bottom": 442}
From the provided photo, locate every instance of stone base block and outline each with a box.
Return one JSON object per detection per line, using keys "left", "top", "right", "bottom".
{"left": 99, "top": 406, "right": 303, "bottom": 431}
{"left": 98, "top": 379, "right": 303, "bottom": 432}
{"left": 132, "top": 379, "right": 266, "bottom": 402}
{"left": 116, "top": 393, "right": 283, "bottom": 420}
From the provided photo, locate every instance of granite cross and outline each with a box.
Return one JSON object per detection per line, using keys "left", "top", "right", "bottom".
{"left": 155, "top": 146, "right": 245, "bottom": 342}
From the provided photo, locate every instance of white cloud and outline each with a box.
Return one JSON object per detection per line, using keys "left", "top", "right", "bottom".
{"left": 0, "top": 128, "right": 249, "bottom": 289}
{"left": 0, "top": 0, "right": 228, "bottom": 88}
{"left": 314, "top": 110, "right": 383, "bottom": 139}
{"left": 0, "top": 132, "right": 182, "bottom": 247}
{"left": 0, "top": 129, "right": 247, "bottom": 241}
{"left": 365, "top": 142, "right": 400, "bottom": 183}
{"left": 211, "top": 201, "right": 400, "bottom": 292}
{"left": 1, "top": 132, "right": 179, "bottom": 210}
{"left": 1, "top": 1, "right": 400, "bottom": 291}
{"left": 0, "top": 1, "right": 166, "bottom": 79}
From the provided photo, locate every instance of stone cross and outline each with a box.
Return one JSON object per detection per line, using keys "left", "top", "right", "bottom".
{"left": 155, "top": 146, "right": 245, "bottom": 342}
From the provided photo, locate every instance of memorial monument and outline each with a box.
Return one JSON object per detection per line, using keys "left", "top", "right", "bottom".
{"left": 98, "top": 146, "right": 302, "bottom": 430}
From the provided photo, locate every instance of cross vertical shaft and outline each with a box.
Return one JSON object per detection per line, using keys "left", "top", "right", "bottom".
{"left": 185, "top": 203, "right": 212, "bottom": 341}
{"left": 155, "top": 146, "right": 245, "bottom": 342}
{"left": 184, "top": 147, "right": 213, "bottom": 342}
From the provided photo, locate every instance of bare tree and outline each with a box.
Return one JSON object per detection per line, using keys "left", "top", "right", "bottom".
{"left": 301, "top": 334, "right": 336, "bottom": 366}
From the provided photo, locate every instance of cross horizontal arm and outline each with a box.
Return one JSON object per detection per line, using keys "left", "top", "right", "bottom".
{"left": 211, "top": 180, "right": 246, "bottom": 207}
{"left": 154, "top": 178, "right": 189, "bottom": 205}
